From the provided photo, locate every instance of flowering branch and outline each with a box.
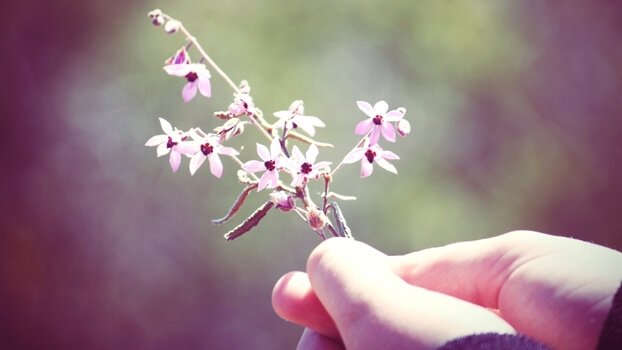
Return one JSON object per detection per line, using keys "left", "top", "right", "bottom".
{"left": 145, "top": 9, "right": 412, "bottom": 242}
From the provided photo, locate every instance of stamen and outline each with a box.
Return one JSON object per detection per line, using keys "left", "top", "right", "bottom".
{"left": 365, "top": 149, "right": 376, "bottom": 163}
{"left": 166, "top": 137, "right": 178, "bottom": 149}
{"left": 264, "top": 160, "right": 276, "bottom": 171}
{"left": 301, "top": 162, "right": 313, "bottom": 174}
{"left": 200, "top": 143, "right": 214, "bottom": 155}
{"left": 373, "top": 115, "right": 383, "bottom": 125}
{"left": 185, "top": 72, "right": 199, "bottom": 82}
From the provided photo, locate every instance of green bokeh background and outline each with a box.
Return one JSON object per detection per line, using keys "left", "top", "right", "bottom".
{"left": 3, "top": 1, "right": 621, "bottom": 348}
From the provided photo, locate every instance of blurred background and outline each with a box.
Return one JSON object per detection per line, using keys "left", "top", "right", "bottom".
{"left": 2, "top": 0, "right": 621, "bottom": 348}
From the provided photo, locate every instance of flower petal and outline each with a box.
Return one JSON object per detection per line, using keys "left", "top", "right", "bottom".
{"left": 182, "top": 82, "right": 198, "bottom": 102}
{"left": 381, "top": 122, "right": 396, "bottom": 142}
{"left": 354, "top": 119, "right": 374, "bottom": 136}
{"left": 256, "top": 143, "right": 270, "bottom": 161}
{"left": 313, "top": 161, "right": 332, "bottom": 172}
{"left": 189, "top": 154, "right": 206, "bottom": 176}
{"left": 386, "top": 108, "right": 405, "bottom": 121}
{"left": 291, "top": 173, "right": 305, "bottom": 187}
{"left": 369, "top": 127, "right": 381, "bottom": 145}
{"left": 175, "top": 141, "right": 199, "bottom": 156}
{"left": 156, "top": 143, "right": 170, "bottom": 157}
{"left": 381, "top": 150, "right": 400, "bottom": 160}
{"left": 145, "top": 134, "right": 167, "bottom": 147}
{"left": 198, "top": 77, "right": 212, "bottom": 98}
{"left": 258, "top": 171, "right": 275, "bottom": 191}
{"left": 356, "top": 101, "right": 375, "bottom": 118}
{"left": 208, "top": 153, "right": 223, "bottom": 178}
{"left": 163, "top": 64, "right": 191, "bottom": 77}
{"left": 374, "top": 101, "right": 388, "bottom": 115}
{"left": 361, "top": 160, "right": 373, "bottom": 178}
{"left": 273, "top": 110, "right": 291, "bottom": 119}
{"left": 270, "top": 139, "right": 282, "bottom": 159}
{"left": 375, "top": 157, "right": 397, "bottom": 174}
{"left": 243, "top": 160, "right": 265, "bottom": 173}
{"left": 292, "top": 146, "right": 304, "bottom": 163}
{"left": 306, "top": 144, "right": 319, "bottom": 163}
{"left": 169, "top": 151, "right": 181, "bottom": 172}
{"left": 218, "top": 145, "right": 239, "bottom": 156}
{"left": 342, "top": 147, "right": 365, "bottom": 164}
{"left": 159, "top": 118, "right": 174, "bottom": 135}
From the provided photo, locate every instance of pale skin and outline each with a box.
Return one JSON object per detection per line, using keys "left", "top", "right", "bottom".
{"left": 272, "top": 231, "right": 622, "bottom": 350}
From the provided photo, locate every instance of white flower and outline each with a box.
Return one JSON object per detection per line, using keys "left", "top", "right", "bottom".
{"left": 273, "top": 100, "right": 325, "bottom": 136}
{"left": 145, "top": 117, "right": 186, "bottom": 172}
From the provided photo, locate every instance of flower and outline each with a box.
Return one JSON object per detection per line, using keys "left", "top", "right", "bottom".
{"left": 178, "top": 130, "right": 239, "bottom": 177}
{"left": 163, "top": 61, "right": 211, "bottom": 102}
{"left": 273, "top": 100, "right": 325, "bottom": 136}
{"left": 270, "top": 191, "right": 296, "bottom": 212}
{"left": 355, "top": 101, "right": 405, "bottom": 144}
{"left": 342, "top": 139, "right": 399, "bottom": 178}
{"left": 228, "top": 92, "right": 255, "bottom": 117}
{"left": 287, "top": 144, "right": 331, "bottom": 187}
{"left": 145, "top": 117, "right": 186, "bottom": 172}
{"left": 242, "top": 139, "right": 283, "bottom": 191}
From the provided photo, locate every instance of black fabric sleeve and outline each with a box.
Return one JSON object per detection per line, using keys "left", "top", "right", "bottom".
{"left": 436, "top": 333, "right": 550, "bottom": 350}
{"left": 597, "top": 280, "right": 622, "bottom": 350}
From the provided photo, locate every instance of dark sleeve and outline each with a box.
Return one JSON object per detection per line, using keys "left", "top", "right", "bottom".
{"left": 437, "top": 281, "right": 622, "bottom": 350}
{"left": 597, "top": 281, "right": 622, "bottom": 350}
{"left": 436, "top": 333, "right": 549, "bottom": 350}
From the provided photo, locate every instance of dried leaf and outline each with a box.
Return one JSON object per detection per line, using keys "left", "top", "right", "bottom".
{"left": 212, "top": 184, "right": 258, "bottom": 225}
{"left": 224, "top": 201, "right": 274, "bottom": 241}
{"left": 326, "top": 201, "right": 353, "bottom": 239}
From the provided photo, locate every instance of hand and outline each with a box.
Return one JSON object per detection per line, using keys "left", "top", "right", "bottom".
{"left": 272, "top": 231, "right": 622, "bottom": 350}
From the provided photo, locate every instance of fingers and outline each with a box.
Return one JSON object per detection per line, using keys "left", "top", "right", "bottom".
{"left": 306, "top": 238, "right": 515, "bottom": 349}
{"left": 272, "top": 271, "right": 339, "bottom": 339}
{"left": 297, "top": 328, "right": 344, "bottom": 350}
{"left": 388, "top": 231, "right": 528, "bottom": 309}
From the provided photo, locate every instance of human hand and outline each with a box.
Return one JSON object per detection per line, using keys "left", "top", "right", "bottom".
{"left": 272, "top": 231, "right": 622, "bottom": 349}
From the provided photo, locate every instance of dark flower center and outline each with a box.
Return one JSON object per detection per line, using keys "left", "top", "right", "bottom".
{"left": 185, "top": 72, "right": 199, "bottom": 82}
{"left": 300, "top": 162, "right": 313, "bottom": 174}
{"left": 365, "top": 149, "right": 376, "bottom": 163}
{"left": 200, "top": 143, "right": 214, "bottom": 156}
{"left": 373, "top": 115, "right": 383, "bottom": 125}
{"left": 166, "top": 137, "right": 178, "bottom": 149}
{"left": 264, "top": 160, "right": 276, "bottom": 171}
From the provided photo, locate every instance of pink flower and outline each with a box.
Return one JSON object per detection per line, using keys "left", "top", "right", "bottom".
{"left": 273, "top": 100, "right": 325, "bottom": 136}
{"left": 355, "top": 101, "right": 405, "bottom": 144}
{"left": 228, "top": 92, "right": 255, "bottom": 117}
{"left": 287, "top": 144, "right": 331, "bottom": 187}
{"left": 178, "top": 131, "right": 239, "bottom": 177}
{"left": 163, "top": 62, "right": 211, "bottom": 102}
{"left": 242, "top": 139, "right": 283, "bottom": 191}
{"left": 342, "top": 139, "right": 400, "bottom": 178}
{"left": 145, "top": 118, "right": 186, "bottom": 172}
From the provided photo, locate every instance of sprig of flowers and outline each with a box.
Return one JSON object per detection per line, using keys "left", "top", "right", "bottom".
{"left": 145, "top": 9, "right": 413, "bottom": 241}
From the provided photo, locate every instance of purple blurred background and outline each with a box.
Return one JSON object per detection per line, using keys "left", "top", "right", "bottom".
{"left": 2, "top": 1, "right": 621, "bottom": 349}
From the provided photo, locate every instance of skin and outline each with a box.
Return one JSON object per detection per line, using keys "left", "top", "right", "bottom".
{"left": 272, "top": 231, "right": 622, "bottom": 350}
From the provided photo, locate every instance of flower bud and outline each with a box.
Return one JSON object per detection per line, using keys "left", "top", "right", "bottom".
{"left": 306, "top": 207, "right": 327, "bottom": 230}
{"left": 165, "top": 20, "right": 181, "bottom": 34}
{"left": 148, "top": 9, "right": 165, "bottom": 26}
{"left": 397, "top": 118, "right": 411, "bottom": 137}
{"left": 270, "top": 192, "right": 296, "bottom": 212}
